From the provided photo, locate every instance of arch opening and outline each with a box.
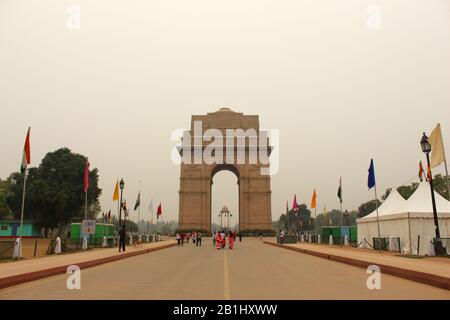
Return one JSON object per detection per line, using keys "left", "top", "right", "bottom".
{"left": 210, "top": 165, "right": 240, "bottom": 232}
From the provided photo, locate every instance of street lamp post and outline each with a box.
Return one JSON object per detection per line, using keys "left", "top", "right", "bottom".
{"left": 420, "top": 133, "right": 444, "bottom": 255}
{"left": 219, "top": 206, "right": 230, "bottom": 231}
{"left": 118, "top": 178, "right": 124, "bottom": 229}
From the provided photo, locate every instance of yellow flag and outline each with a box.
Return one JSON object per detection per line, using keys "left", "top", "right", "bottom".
{"left": 113, "top": 180, "right": 119, "bottom": 201}
{"left": 323, "top": 206, "right": 326, "bottom": 224}
{"left": 311, "top": 189, "right": 317, "bottom": 209}
{"left": 429, "top": 124, "right": 445, "bottom": 168}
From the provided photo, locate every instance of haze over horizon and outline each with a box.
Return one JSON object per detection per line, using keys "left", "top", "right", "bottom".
{"left": 1, "top": 0, "right": 449, "bottom": 226}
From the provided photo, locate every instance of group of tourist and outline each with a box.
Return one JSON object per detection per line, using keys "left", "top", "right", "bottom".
{"left": 175, "top": 230, "right": 242, "bottom": 249}
{"left": 175, "top": 231, "right": 202, "bottom": 247}
{"left": 213, "top": 230, "right": 241, "bottom": 250}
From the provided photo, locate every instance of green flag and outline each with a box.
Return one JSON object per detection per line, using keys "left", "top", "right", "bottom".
{"left": 337, "top": 177, "right": 342, "bottom": 203}
{"left": 134, "top": 192, "right": 141, "bottom": 211}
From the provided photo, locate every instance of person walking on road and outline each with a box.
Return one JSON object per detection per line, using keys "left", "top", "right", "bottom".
{"left": 221, "top": 231, "right": 226, "bottom": 249}
{"left": 239, "top": 232, "right": 242, "bottom": 242}
{"left": 196, "top": 232, "right": 202, "bottom": 246}
{"left": 279, "top": 229, "right": 285, "bottom": 245}
{"left": 212, "top": 231, "right": 216, "bottom": 247}
{"left": 118, "top": 225, "right": 126, "bottom": 252}
{"left": 216, "top": 231, "right": 223, "bottom": 250}
{"left": 176, "top": 233, "right": 181, "bottom": 246}
{"left": 228, "top": 231, "right": 234, "bottom": 249}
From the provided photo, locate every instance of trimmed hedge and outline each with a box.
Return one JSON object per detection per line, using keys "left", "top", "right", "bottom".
{"left": 239, "top": 229, "right": 276, "bottom": 237}
{"left": 175, "top": 229, "right": 210, "bottom": 235}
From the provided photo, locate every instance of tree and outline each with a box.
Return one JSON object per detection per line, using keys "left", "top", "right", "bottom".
{"left": 357, "top": 199, "right": 382, "bottom": 218}
{"left": 380, "top": 174, "right": 449, "bottom": 202}
{"left": 6, "top": 148, "right": 102, "bottom": 235}
{"left": 314, "top": 209, "right": 358, "bottom": 229}
{"left": 0, "top": 178, "right": 13, "bottom": 219}
{"left": 277, "top": 203, "right": 312, "bottom": 234}
{"left": 382, "top": 182, "right": 419, "bottom": 201}
{"left": 432, "top": 174, "right": 450, "bottom": 201}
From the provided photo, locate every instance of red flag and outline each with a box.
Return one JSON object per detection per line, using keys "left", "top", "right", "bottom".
{"left": 84, "top": 160, "right": 89, "bottom": 193}
{"left": 21, "top": 127, "right": 31, "bottom": 169}
{"left": 292, "top": 194, "right": 298, "bottom": 211}
{"left": 157, "top": 203, "right": 162, "bottom": 218}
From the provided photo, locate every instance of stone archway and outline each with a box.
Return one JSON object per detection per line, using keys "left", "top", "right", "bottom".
{"left": 178, "top": 108, "right": 272, "bottom": 233}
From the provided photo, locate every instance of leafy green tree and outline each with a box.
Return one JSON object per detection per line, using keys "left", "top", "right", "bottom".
{"left": 382, "top": 182, "right": 419, "bottom": 200}
{"left": 6, "top": 148, "right": 102, "bottom": 235}
{"left": 432, "top": 174, "right": 450, "bottom": 201}
{"left": 0, "top": 179, "right": 12, "bottom": 219}
{"left": 381, "top": 174, "right": 449, "bottom": 201}
{"left": 277, "top": 203, "right": 312, "bottom": 234}
{"left": 357, "top": 199, "right": 382, "bottom": 218}
{"left": 314, "top": 209, "right": 358, "bottom": 229}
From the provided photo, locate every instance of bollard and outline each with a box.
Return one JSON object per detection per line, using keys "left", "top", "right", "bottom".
{"left": 34, "top": 240, "right": 38, "bottom": 257}
{"left": 417, "top": 235, "right": 420, "bottom": 255}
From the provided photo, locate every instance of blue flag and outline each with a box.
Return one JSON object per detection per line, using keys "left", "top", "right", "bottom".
{"left": 368, "top": 159, "right": 376, "bottom": 189}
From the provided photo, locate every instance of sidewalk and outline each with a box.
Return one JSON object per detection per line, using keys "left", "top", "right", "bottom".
{"left": 0, "top": 240, "right": 176, "bottom": 289}
{"left": 264, "top": 239, "right": 450, "bottom": 290}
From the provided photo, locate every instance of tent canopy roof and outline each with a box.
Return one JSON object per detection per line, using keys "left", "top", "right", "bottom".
{"left": 358, "top": 189, "right": 407, "bottom": 221}
{"left": 403, "top": 181, "right": 450, "bottom": 213}
{"left": 357, "top": 182, "right": 450, "bottom": 223}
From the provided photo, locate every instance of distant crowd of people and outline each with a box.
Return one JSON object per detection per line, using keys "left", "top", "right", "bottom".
{"left": 175, "top": 230, "right": 242, "bottom": 249}
{"left": 176, "top": 231, "right": 203, "bottom": 247}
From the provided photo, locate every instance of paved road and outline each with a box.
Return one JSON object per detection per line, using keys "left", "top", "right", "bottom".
{"left": 0, "top": 238, "right": 449, "bottom": 299}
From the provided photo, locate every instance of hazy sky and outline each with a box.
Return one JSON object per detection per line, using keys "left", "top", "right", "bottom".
{"left": 1, "top": 0, "right": 449, "bottom": 226}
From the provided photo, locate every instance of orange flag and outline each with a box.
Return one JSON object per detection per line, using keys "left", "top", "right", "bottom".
{"left": 311, "top": 189, "right": 317, "bottom": 209}
{"left": 427, "top": 163, "right": 432, "bottom": 182}
{"left": 113, "top": 180, "right": 119, "bottom": 201}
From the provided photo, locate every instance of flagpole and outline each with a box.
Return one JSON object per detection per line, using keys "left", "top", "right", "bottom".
{"left": 374, "top": 184, "right": 381, "bottom": 253}
{"left": 339, "top": 201, "right": 343, "bottom": 246}
{"left": 18, "top": 167, "right": 28, "bottom": 259}
{"left": 314, "top": 207, "right": 317, "bottom": 237}
{"left": 85, "top": 191, "right": 88, "bottom": 220}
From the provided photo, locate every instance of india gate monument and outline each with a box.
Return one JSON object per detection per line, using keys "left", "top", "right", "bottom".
{"left": 178, "top": 108, "right": 273, "bottom": 233}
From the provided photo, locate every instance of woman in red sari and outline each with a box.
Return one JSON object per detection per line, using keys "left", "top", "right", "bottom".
{"left": 216, "top": 231, "right": 223, "bottom": 250}
{"left": 228, "top": 231, "right": 234, "bottom": 249}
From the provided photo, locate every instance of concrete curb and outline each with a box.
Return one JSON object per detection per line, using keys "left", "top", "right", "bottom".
{"left": 0, "top": 242, "right": 176, "bottom": 290}
{"left": 264, "top": 241, "right": 450, "bottom": 291}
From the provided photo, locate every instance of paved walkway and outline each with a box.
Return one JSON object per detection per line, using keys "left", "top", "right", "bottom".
{"left": 0, "top": 240, "right": 176, "bottom": 288}
{"left": 264, "top": 239, "right": 450, "bottom": 289}
{"left": 0, "top": 238, "right": 449, "bottom": 299}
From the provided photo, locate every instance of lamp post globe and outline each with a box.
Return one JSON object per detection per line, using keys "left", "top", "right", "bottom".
{"left": 420, "top": 132, "right": 432, "bottom": 153}
{"left": 119, "top": 178, "right": 125, "bottom": 190}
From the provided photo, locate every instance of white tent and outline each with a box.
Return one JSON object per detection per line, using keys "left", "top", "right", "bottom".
{"left": 357, "top": 183, "right": 450, "bottom": 255}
